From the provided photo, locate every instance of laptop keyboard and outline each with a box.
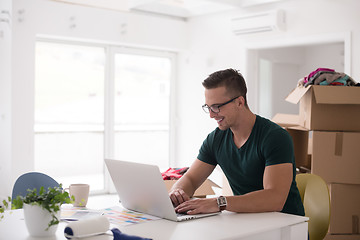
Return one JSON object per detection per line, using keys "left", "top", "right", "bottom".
{"left": 176, "top": 212, "right": 188, "bottom": 217}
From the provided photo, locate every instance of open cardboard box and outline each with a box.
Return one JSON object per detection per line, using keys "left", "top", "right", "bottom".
{"left": 286, "top": 85, "right": 360, "bottom": 131}
{"left": 164, "top": 179, "right": 220, "bottom": 198}
{"left": 272, "top": 113, "right": 310, "bottom": 170}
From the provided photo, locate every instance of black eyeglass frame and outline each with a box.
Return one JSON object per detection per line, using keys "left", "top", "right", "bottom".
{"left": 202, "top": 96, "right": 240, "bottom": 114}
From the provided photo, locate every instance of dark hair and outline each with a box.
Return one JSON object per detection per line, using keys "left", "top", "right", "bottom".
{"left": 202, "top": 69, "right": 248, "bottom": 107}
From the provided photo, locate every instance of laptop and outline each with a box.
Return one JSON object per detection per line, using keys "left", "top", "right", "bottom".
{"left": 104, "top": 159, "right": 220, "bottom": 222}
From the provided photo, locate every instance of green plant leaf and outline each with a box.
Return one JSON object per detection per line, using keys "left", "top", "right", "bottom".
{"left": 0, "top": 183, "right": 73, "bottom": 229}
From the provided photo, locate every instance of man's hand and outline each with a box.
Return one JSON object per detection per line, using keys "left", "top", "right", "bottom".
{"left": 169, "top": 189, "right": 190, "bottom": 207}
{"left": 174, "top": 198, "right": 219, "bottom": 215}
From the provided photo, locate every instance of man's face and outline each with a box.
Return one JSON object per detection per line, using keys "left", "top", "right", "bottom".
{"left": 204, "top": 86, "right": 238, "bottom": 130}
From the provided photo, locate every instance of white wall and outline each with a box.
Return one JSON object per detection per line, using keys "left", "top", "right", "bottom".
{"left": 175, "top": 0, "right": 360, "bottom": 167}
{"left": 8, "top": 0, "right": 188, "bottom": 197}
{"left": 301, "top": 43, "right": 345, "bottom": 74}
{"left": 258, "top": 46, "right": 306, "bottom": 118}
{"left": 0, "top": 0, "right": 12, "bottom": 199}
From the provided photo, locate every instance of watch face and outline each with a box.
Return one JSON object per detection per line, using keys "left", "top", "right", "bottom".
{"left": 218, "top": 196, "right": 227, "bottom": 206}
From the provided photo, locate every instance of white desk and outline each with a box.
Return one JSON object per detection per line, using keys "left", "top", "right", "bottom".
{"left": 0, "top": 194, "right": 308, "bottom": 240}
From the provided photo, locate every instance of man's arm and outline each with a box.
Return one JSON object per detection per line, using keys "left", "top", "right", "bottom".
{"left": 174, "top": 163, "right": 293, "bottom": 214}
{"left": 169, "top": 159, "right": 215, "bottom": 207}
{"left": 225, "top": 163, "right": 293, "bottom": 212}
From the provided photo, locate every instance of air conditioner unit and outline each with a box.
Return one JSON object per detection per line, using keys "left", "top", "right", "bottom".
{"left": 231, "top": 10, "right": 286, "bottom": 35}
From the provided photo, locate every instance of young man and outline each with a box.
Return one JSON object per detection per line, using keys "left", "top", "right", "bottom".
{"left": 169, "top": 69, "right": 305, "bottom": 216}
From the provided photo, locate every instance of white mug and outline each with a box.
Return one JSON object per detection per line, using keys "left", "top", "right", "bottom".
{"left": 65, "top": 184, "right": 90, "bottom": 207}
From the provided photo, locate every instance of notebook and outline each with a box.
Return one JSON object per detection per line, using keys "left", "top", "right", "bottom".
{"left": 104, "top": 159, "right": 220, "bottom": 222}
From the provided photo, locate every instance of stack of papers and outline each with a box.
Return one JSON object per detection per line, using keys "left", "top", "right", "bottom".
{"left": 102, "top": 206, "right": 160, "bottom": 226}
{"left": 61, "top": 205, "right": 160, "bottom": 227}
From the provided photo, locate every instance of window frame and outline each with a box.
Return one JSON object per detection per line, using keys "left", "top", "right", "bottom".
{"left": 34, "top": 38, "right": 177, "bottom": 194}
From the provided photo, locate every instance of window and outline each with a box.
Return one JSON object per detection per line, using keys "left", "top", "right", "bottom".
{"left": 113, "top": 51, "right": 171, "bottom": 169}
{"left": 35, "top": 41, "right": 174, "bottom": 192}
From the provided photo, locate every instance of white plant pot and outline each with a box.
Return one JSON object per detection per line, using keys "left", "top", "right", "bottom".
{"left": 23, "top": 203, "right": 60, "bottom": 237}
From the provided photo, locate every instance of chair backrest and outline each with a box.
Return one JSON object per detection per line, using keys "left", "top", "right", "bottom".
{"left": 12, "top": 172, "right": 59, "bottom": 203}
{"left": 296, "top": 173, "right": 330, "bottom": 240}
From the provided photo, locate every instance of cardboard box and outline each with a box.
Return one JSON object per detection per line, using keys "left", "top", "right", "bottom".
{"left": 286, "top": 85, "right": 360, "bottom": 131}
{"left": 272, "top": 113, "right": 301, "bottom": 127}
{"left": 311, "top": 131, "right": 360, "bottom": 184}
{"left": 287, "top": 127, "right": 310, "bottom": 170}
{"left": 324, "top": 234, "right": 360, "bottom": 240}
{"left": 222, "top": 174, "right": 233, "bottom": 196}
{"left": 272, "top": 113, "right": 310, "bottom": 169}
{"left": 164, "top": 179, "right": 220, "bottom": 198}
{"left": 328, "top": 183, "right": 360, "bottom": 234}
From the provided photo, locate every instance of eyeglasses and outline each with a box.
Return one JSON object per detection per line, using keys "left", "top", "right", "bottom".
{"left": 202, "top": 96, "right": 240, "bottom": 114}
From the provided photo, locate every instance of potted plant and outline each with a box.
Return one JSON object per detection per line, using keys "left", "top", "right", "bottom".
{"left": 1, "top": 184, "right": 73, "bottom": 237}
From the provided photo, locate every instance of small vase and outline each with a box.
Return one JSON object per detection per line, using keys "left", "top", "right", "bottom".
{"left": 23, "top": 203, "right": 60, "bottom": 237}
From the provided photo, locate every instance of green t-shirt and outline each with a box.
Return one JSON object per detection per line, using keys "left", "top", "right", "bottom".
{"left": 197, "top": 115, "right": 305, "bottom": 216}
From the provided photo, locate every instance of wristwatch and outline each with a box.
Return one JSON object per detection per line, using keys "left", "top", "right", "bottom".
{"left": 217, "top": 196, "right": 227, "bottom": 211}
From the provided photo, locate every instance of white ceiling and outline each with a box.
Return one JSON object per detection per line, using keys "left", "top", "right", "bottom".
{"left": 51, "top": 0, "right": 286, "bottom": 19}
